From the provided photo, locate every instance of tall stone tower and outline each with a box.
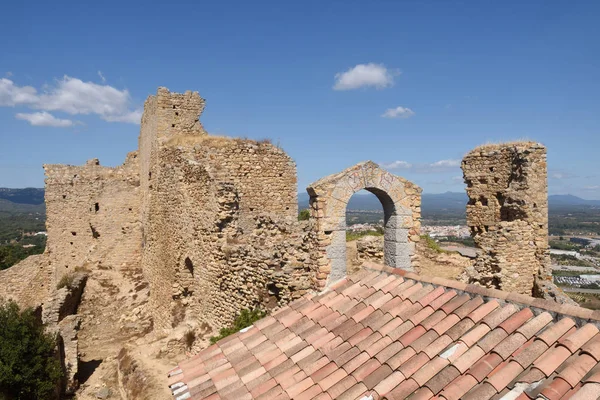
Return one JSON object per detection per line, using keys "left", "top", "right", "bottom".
{"left": 461, "top": 142, "right": 550, "bottom": 294}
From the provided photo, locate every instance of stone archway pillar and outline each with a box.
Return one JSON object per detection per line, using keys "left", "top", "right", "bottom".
{"left": 307, "top": 161, "right": 422, "bottom": 287}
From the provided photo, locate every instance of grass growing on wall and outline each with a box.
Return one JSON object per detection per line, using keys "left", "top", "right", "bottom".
{"left": 210, "top": 308, "right": 266, "bottom": 344}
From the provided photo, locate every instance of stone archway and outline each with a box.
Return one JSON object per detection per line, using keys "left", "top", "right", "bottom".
{"left": 307, "top": 161, "right": 422, "bottom": 287}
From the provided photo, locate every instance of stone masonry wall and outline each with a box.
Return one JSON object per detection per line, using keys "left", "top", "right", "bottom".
{"left": 138, "top": 88, "right": 305, "bottom": 331}
{"left": 142, "top": 140, "right": 309, "bottom": 331}
{"left": 43, "top": 153, "right": 142, "bottom": 284}
{"left": 0, "top": 254, "right": 52, "bottom": 309}
{"left": 461, "top": 142, "right": 550, "bottom": 294}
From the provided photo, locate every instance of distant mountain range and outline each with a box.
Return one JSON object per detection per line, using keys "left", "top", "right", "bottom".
{"left": 0, "top": 188, "right": 45, "bottom": 205}
{"left": 0, "top": 188, "right": 598, "bottom": 216}
{"left": 298, "top": 191, "right": 600, "bottom": 212}
{"left": 0, "top": 188, "right": 45, "bottom": 214}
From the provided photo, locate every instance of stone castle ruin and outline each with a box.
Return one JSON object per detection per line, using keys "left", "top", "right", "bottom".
{"left": 461, "top": 142, "right": 551, "bottom": 294}
{"left": 0, "top": 87, "right": 571, "bottom": 396}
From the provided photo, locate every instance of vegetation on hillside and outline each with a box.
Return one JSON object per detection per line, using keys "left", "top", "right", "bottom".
{"left": 0, "top": 300, "right": 62, "bottom": 399}
{"left": 0, "top": 236, "right": 46, "bottom": 271}
{"left": 420, "top": 234, "right": 446, "bottom": 253}
{"left": 209, "top": 308, "right": 266, "bottom": 344}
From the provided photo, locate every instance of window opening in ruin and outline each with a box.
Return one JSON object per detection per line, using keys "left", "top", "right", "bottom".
{"left": 173, "top": 105, "right": 176, "bottom": 109}
{"left": 266, "top": 283, "right": 282, "bottom": 303}
{"left": 175, "top": 112, "right": 179, "bottom": 116}
{"left": 184, "top": 257, "right": 194, "bottom": 277}
{"left": 346, "top": 190, "right": 385, "bottom": 275}
{"left": 172, "top": 124, "right": 175, "bottom": 128}
{"left": 94, "top": 203, "right": 99, "bottom": 213}
{"left": 71, "top": 232, "right": 77, "bottom": 236}
{"left": 62, "top": 195, "right": 66, "bottom": 199}
{"left": 479, "top": 196, "right": 488, "bottom": 206}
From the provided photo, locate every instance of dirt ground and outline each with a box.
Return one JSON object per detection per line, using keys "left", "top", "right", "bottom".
{"left": 75, "top": 266, "right": 177, "bottom": 400}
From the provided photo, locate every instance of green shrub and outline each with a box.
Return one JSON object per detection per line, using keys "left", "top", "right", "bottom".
{"left": 346, "top": 230, "right": 383, "bottom": 242}
{"left": 56, "top": 273, "right": 74, "bottom": 290}
{"left": 0, "top": 300, "right": 62, "bottom": 399}
{"left": 298, "top": 209, "right": 310, "bottom": 221}
{"left": 210, "top": 308, "right": 266, "bottom": 344}
{"left": 421, "top": 234, "right": 445, "bottom": 253}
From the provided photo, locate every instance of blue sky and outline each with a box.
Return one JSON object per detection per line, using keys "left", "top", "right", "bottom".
{"left": 1, "top": 0, "right": 599, "bottom": 198}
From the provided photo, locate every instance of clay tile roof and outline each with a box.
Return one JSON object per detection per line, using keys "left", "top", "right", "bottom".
{"left": 168, "top": 262, "right": 600, "bottom": 399}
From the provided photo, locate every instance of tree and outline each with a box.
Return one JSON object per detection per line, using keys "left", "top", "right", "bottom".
{"left": 298, "top": 209, "right": 310, "bottom": 221}
{"left": 0, "top": 300, "right": 62, "bottom": 399}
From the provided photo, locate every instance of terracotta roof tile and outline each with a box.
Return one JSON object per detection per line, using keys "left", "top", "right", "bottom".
{"left": 412, "top": 357, "right": 450, "bottom": 386}
{"left": 534, "top": 345, "right": 572, "bottom": 377}
{"left": 363, "top": 309, "right": 393, "bottom": 331}
{"left": 481, "top": 304, "right": 518, "bottom": 330}
{"left": 558, "top": 353, "right": 598, "bottom": 387}
{"left": 493, "top": 332, "right": 528, "bottom": 360}
{"left": 398, "top": 352, "right": 430, "bottom": 378}
{"left": 424, "top": 365, "right": 460, "bottom": 394}
{"left": 512, "top": 339, "right": 549, "bottom": 369}
{"left": 342, "top": 351, "right": 370, "bottom": 374}
{"left": 559, "top": 324, "right": 600, "bottom": 353}
{"left": 537, "top": 317, "right": 577, "bottom": 346}
{"left": 170, "top": 264, "right": 600, "bottom": 399}
{"left": 439, "top": 374, "right": 478, "bottom": 400}
{"left": 468, "top": 352, "right": 503, "bottom": 382}
{"left": 444, "top": 317, "right": 474, "bottom": 340}
{"left": 387, "top": 347, "right": 417, "bottom": 370}
{"left": 423, "top": 334, "right": 454, "bottom": 359}
{"left": 516, "top": 311, "right": 553, "bottom": 339}
{"left": 487, "top": 360, "right": 524, "bottom": 391}
{"left": 498, "top": 307, "right": 534, "bottom": 334}
{"left": 453, "top": 345, "right": 486, "bottom": 373}
{"left": 337, "top": 382, "right": 368, "bottom": 400}
{"left": 581, "top": 333, "right": 600, "bottom": 362}
{"left": 420, "top": 310, "right": 447, "bottom": 331}
{"left": 453, "top": 296, "right": 484, "bottom": 319}
{"left": 385, "top": 378, "right": 420, "bottom": 400}
{"left": 428, "top": 290, "right": 458, "bottom": 310}
{"left": 352, "top": 358, "right": 381, "bottom": 381}
{"left": 325, "top": 375, "right": 356, "bottom": 399}
{"left": 440, "top": 293, "right": 471, "bottom": 315}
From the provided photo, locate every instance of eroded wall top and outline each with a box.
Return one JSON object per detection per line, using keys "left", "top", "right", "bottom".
{"left": 462, "top": 141, "right": 550, "bottom": 294}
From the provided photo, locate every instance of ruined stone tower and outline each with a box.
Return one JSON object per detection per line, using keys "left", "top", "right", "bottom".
{"left": 461, "top": 142, "right": 550, "bottom": 294}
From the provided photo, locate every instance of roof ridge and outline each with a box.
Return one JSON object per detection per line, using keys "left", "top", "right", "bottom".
{"left": 360, "top": 262, "right": 600, "bottom": 324}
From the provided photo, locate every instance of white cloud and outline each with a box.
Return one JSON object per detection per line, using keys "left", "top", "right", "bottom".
{"left": 16, "top": 111, "right": 75, "bottom": 127}
{"left": 584, "top": 185, "right": 600, "bottom": 190}
{"left": 381, "top": 106, "right": 415, "bottom": 119}
{"left": 333, "top": 63, "right": 397, "bottom": 90}
{"left": 97, "top": 70, "right": 106, "bottom": 83}
{"left": 381, "top": 160, "right": 412, "bottom": 169}
{"left": 0, "top": 76, "right": 141, "bottom": 125}
{"left": 5, "top": 72, "right": 13, "bottom": 77}
{"left": 430, "top": 159, "right": 461, "bottom": 168}
{"left": 0, "top": 78, "right": 38, "bottom": 106}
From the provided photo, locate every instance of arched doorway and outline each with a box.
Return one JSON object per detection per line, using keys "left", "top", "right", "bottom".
{"left": 307, "top": 161, "right": 421, "bottom": 287}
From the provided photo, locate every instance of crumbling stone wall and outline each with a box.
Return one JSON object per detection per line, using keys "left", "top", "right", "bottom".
{"left": 0, "top": 254, "right": 52, "bottom": 308}
{"left": 461, "top": 142, "right": 550, "bottom": 294}
{"left": 43, "top": 153, "right": 142, "bottom": 284}
{"left": 139, "top": 88, "right": 308, "bottom": 331}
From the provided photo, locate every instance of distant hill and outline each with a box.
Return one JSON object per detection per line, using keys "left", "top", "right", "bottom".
{"left": 0, "top": 188, "right": 45, "bottom": 214}
{"left": 298, "top": 191, "right": 600, "bottom": 213}
{"left": 0, "top": 188, "right": 45, "bottom": 205}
